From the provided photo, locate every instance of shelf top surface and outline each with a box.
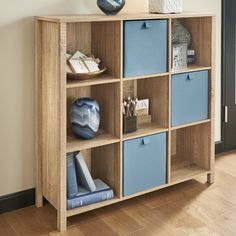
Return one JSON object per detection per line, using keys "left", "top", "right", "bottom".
{"left": 36, "top": 12, "right": 215, "bottom": 23}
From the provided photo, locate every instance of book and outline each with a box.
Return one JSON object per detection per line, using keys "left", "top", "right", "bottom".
{"left": 75, "top": 152, "right": 96, "bottom": 192}
{"left": 67, "top": 179, "right": 114, "bottom": 209}
{"left": 66, "top": 153, "right": 79, "bottom": 199}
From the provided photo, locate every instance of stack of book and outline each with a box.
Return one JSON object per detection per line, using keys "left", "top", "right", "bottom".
{"left": 67, "top": 152, "right": 114, "bottom": 210}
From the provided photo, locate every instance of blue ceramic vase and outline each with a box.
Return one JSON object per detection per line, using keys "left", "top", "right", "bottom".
{"left": 97, "top": 0, "right": 125, "bottom": 15}
{"left": 70, "top": 98, "right": 100, "bottom": 140}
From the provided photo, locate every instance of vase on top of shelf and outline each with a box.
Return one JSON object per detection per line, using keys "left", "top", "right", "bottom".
{"left": 70, "top": 98, "right": 100, "bottom": 140}
{"left": 97, "top": 0, "right": 125, "bottom": 15}
{"left": 172, "top": 19, "right": 191, "bottom": 71}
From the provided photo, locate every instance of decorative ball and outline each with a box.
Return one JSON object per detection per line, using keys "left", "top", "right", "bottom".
{"left": 70, "top": 98, "right": 100, "bottom": 140}
{"left": 97, "top": 0, "right": 125, "bottom": 15}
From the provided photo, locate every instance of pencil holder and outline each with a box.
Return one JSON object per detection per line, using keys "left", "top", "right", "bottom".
{"left": 123, "top": 116, "right": 137, "bottom": 134}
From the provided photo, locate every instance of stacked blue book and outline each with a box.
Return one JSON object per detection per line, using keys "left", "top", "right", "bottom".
{"left": 66, "top": 152, "right": 114, "bottom": 210}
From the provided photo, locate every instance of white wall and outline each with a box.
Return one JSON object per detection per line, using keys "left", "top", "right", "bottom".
{"left": 0, "top": 0, "right": 221, "bottom": 196}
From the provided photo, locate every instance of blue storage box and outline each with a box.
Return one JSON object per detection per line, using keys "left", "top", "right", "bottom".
{"left": 123, "top": 20, "right": 168, "bottom": 78}
{"left": 123, "top": 133, "right": 167, "bottom": 196}
{"left": 171, "top": 70, "right": 209, "bottom": 127}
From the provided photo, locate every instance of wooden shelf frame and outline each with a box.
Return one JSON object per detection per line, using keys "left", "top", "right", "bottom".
{"left": 35, "top": 12, "right": 215, "bottom": 232}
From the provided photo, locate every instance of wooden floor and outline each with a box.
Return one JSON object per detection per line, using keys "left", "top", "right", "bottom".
{"left": 1, "top": 151, "right": 236, "bottom": 236}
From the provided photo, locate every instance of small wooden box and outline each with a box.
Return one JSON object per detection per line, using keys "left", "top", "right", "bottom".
{"left": 137, "top": 115, "right": 152, "bottom": 127}
{"left": 123, "top": 116, "right": 137, "bottom": 134}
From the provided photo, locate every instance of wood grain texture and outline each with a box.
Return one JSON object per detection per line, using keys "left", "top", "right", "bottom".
{"left": 36, "top": 13, "right": 215, "bottom": 231}
{"left": 91, "top": 21, "right": 121, "bottom": 78}
{"left": 171, "top": 65, "right": 212, "bottom": 75}
{"left": 66, "top": 76, "right": 120, "bottom": 89}
{"left": 67, "top": 22, "right": 91, "bottom": 55}
{"left": 57, "top": 22, "right": 67, "bottom": 232}
{"left": 3, "top": 152, "right": 236, "bottom": 236}
{"left": 37, "top": 21, "right": 61, "bottom": 209}
{"left": 137, "top": 76, "right": 169, "bottom": 127}
{"left": 92, "top": 83, "right": 121, "bottom": 138}
{"left": 35, "top": 12, "right": 216, "bottom": 23}
{"left": 92, "top": 143, "right": 121, "bottom": 198}
{"left": 67, "top": 132, "right": 120, "bottom": 152}
{"left": 180, "top": 17, "right": 212, "bottom": 67}
{"left": 208, "top": 16, "right": 216, "bottom": 184}
{"left": 35, "top": 19, "right": 43, "bottom": 208}
{"left": 171, "top": 123, "right": 211, "bottom": 182}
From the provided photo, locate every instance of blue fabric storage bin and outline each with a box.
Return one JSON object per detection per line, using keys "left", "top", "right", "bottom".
{"left": 171, "top": 70, "right": 209, "bottom": 127}
{"left": 123, "top": 20, "right": 168, "bottom": 78}
{"left": 123, "top": 133, "right": 167, "bottom": 196}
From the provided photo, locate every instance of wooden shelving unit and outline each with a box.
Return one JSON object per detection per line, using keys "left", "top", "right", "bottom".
{"left": 35, "top": 12, "right": 215, "bottom": 231}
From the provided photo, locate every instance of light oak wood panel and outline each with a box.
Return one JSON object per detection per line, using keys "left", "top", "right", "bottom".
{"left": 123, "top": 124, "right": 168, "bottom": 141}
{"left": 37, "top": 21, "right": 61, "bottom": 209}
{"left": 36, "top": 12, "right": 215, "bottom": 23}
{"left": 67, "top": 22, "right": 91, "bottom": 55}
{"left": 122, "top": 72, "right": 169, "bottom": 81}
{"left": 137, "top": 76, "right": 169, "bottom": 128}
{"left": 66, "top": 21, "right": 121, "bottom": 79}
{"left": 171, "top": 65, "right": 212, "bottom": 75}
{"left": 206, "top": 16, "right": 216, "bottom": 184}
{"left": 67, "top": 198, "right": 120, "bottom": 217}
{"left": 66, "top": 75, "right": 120, "bottom": 88}
{"left": 35, "top": 13, "right": 215, "bottom": 231}
{"left": 67, "top": 131, "right": 120, "bottom": 152}
{"left": 66, "top": 86, "right": 91, "bottom": 135}
{"left": 180, "top": 17, "right": 212, "bottom": 67}
{"left": 35, "top": 19, "right": 43, "bottom": 208}
{"left": 36, "top": 20, "right": 67, "bottom": 231}
{"left": 5, "top": 150, "right": 236, "bottom": 236}
{"left": 91, "top": 21, "right": 121, "bottom": 78}
{"left": 171, "top": 123, "right": 211, "bottom": 182}
{"left": 123, "top": 76, "right": 169, "bottom": 130}
{"left": 57, "top": 22, "right": 67, "bottom": 232}
{"left": 92, "top": 143, "right": 121, "bottom": 198}
{"left": 92, "top": 83, "right": 121, "bottom": 138}
{"left": 171, "top": 163, "right": 210, "bottom": 183}
{"left": 170, "top": 119, "right": 211, "bottom": 130}
{"left": 66, "top": 83, "right": 121, "bottom": 151}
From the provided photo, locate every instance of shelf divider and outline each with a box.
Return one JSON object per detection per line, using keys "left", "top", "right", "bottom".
{"left": 67, "top": 130, "right": 120, "bottom": 152}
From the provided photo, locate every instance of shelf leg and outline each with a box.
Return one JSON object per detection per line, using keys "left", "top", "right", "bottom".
{"left": 207, "top": 172, "right": 214, "bottom": 184}
{"left": 57, "top": 211, "right": 67, "bottom": 232}
{"left": 35, "top": 191, "right": 43, "bottom": 208}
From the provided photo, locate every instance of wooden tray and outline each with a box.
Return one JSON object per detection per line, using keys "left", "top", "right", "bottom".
{"left": 67, "top": 66, "right": 107, "bottom": 80}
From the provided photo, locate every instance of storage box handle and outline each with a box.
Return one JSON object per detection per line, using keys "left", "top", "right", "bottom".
{"left": 187, "top": 74, "right": 193, "bottom": 80}
{"left": 143, "top": 21, "right": 152, "bottom": 29}
{"left": 142, "top": 137, "right": 150, "bottom": 145}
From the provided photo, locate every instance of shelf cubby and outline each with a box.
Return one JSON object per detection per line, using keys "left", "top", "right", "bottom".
{"left": 66, "top": 142, "right": 121, "bottom": 214}
{"left": 67, "top": 82, "right": 121, "bottom": 151}
{"left": 66, "top": 21, "right": 121, "bottom": 85}
{"left": 171, "top": 17, "right": 213, "bottom": 72}
{"left": 122, "top": 76, "right": 169, "bottom": 138}
{"left": 171, "top": 122, "right": 211, "bottom": 183}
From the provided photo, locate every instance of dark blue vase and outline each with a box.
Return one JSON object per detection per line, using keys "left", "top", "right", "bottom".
{"left": 70, "top": 98, "right": 100, "bottom": 140}
{"left": 97, "top": 0, "right": 125, "bottom": 15}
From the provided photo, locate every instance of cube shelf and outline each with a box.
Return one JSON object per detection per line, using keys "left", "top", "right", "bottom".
{"left": 123, "top": 76, "right": 169, "bottom": 139}
{"left": 170, "top": 123, "right": 211, "bottom": 183}
{"left": 66, "top": 82, "right": 121, "bottom": 150}
{"left": 35, "top": 13, "right": 215, "bottom": 232}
